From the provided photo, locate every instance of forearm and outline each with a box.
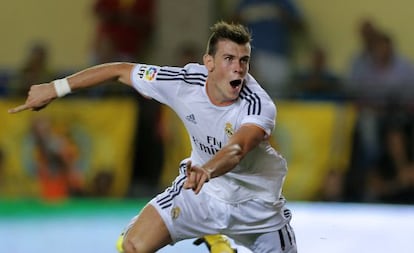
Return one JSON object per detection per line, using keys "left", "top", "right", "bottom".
{"left": 202, "top": 125, "right": 265, "bottom": 179}
{"left": 183, "top": 143, "right": 243, "bottom": 194}
{"left": 64, "top": 62, "right": 135, "bottom": 92}
{"left": 7, "top": 62, "right": 136, "bottom": 114}
{"left": 202, "top": 144, "right": 243, "bottom": 179}
{"left": 184, "top": 123, "right": 265, "bottom": 195}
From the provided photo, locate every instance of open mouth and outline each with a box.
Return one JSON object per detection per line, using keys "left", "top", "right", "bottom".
{"left": 230, "top": 79, "right": 243, "bottom": 87}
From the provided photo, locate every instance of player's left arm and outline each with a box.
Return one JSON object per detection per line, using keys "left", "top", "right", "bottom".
{"left": 184, "top": 123, "right": 266, "bottom": 194}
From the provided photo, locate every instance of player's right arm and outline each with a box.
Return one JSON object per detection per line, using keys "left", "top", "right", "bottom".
{"left": 8, "top": 62, "right": 136, "bottom": 114}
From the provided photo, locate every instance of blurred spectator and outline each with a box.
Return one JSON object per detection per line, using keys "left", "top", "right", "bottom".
{"left": 128, "top": 96, "right": 165, "bottom": 198}
{"left": 27, "top": 116, "right": 85, "bottom": 200}
{"left": 343, "top": 19, "right": 381, "bottom": 201}
{"left": 346, "top": 18, "right": 379, "bottom": 98}
{"left": 233, "top": 0, "right": 307, "bottom": 97}
{"left": 292, "top": 46, "right": 343, "bottom": 100}
{"left": 90, "top": 0, "right": 161, "bottom": 197}
{"left": 90, "top": 0, "right": 155, "bottom": 64}
{"left": 87, "top": 0, "right": 156, "bottom": 97}
{"left": 344, "top": 20, "right": 414, "bottom": 203}
{"left": 347, "top": 31, "right": 414, "bottom": 101}
{"left": 367, "top": 119, "right": 414, "bottom": 204}
{"left": 9, "top": 42, "right": 55, "bottom": 97}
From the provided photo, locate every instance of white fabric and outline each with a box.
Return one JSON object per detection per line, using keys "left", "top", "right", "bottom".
{"left": 149, "top": 172, "right": 295, "bottom": 253}
{"left": 130, "top": 63, "right": 289, "bottom": 204}
{"left": 53, "top": 78, "right": 71, "bottom": 97}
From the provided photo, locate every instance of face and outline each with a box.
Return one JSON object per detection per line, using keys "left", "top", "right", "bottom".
{"left": 204, "top": 39, "right": 251, "bottom": 106}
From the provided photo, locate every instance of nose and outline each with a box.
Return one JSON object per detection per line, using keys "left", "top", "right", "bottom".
{"left": 233, "top": 61, "right": 243, "bottom": 73}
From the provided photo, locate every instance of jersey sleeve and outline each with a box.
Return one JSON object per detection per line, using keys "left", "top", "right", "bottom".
{"left": 130, "top": 64, "right": 181, "bottom": 106}
{"left": 241, "top": 100, "right": 276, "bottom": 137}
{"left": 239, "top": 83, "right": 277, "bottom": 138}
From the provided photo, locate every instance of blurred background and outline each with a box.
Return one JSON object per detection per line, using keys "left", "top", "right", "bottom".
{"left": 1, "top": 0, "right": 414, "bottom": 252}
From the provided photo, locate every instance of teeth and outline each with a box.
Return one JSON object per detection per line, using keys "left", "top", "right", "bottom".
{"left": 230, "top": 80, "right": 242, "bottom": 86}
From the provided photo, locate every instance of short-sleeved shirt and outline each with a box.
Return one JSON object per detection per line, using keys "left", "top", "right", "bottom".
{"left": 131, "top": 63, "right": 288, "bottom": 203}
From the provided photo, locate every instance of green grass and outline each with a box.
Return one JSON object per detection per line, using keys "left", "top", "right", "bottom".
{"left": 0, "top": 198, "right": 148, "bottom": 218}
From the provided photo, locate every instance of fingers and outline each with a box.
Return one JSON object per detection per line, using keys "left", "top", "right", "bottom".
{"left": 183, "top": 160, "right": 194, "bottom": 189}
{"left": 8, "top": 83, "right": 55, "bottom": 114}
{"left": 8, "top": 104, "right": 30, "bottom": 114}
{"left": 183, "top": 163, "right": 210, "bottom": 194}
{"left": 185, "top": 160, "right": 192, "bottom": 177}
{"left": 8, "top": 98, "right": 52, "bottom": 114}
{"left": 183, "top": 170, "right": 196, "bottom": 190}
{"left": 193, "top": 174, "right": 208, "bottom": 194}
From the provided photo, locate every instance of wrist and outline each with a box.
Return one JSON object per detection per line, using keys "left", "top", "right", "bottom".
{"left": 53, "top": 78, "right": 71, "bottom": 97}
{"left": 202, "top": 167, "right": 213, "bottom": 181}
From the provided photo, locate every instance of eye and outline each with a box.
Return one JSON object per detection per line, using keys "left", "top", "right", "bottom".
{"left": 241, "top": 57, "right": 249, "bottom": 64}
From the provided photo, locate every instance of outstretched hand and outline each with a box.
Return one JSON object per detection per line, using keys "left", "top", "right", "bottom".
{"left": 183, "top": 160, "right": 211, "bottom": 194}
{"left": 8, "top": 83, "right": 56, "bottom": 114}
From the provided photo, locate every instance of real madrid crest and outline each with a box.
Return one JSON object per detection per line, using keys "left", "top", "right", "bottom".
{"left": 171, "top": 206, "right": 181, "bottom": 220}
{"left": 225, "top": 122, "right": 234, "bottom": 138}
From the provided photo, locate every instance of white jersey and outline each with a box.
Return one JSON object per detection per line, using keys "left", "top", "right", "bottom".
{"left": 131, "top": 63, "right": 288, "bottom": 204}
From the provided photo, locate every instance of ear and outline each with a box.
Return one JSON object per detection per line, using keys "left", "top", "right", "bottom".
{"left": 203, "top": 54, "right": 214, "bottom": 72}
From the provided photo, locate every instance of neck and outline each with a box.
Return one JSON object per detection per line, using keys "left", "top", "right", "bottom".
{"left": 205, "top": 81, "right": 236, "bottom": 107}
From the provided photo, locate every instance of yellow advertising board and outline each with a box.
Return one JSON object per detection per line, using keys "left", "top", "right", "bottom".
{"left": 272, "top": 100, "right": 356, "bottom": 200}
{"left": 0, "top": 98, "right": 138, "bottom": 199}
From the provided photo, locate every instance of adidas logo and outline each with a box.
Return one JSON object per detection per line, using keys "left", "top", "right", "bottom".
{"left": 185, "top": 114, "right": 197, "bottom": 124}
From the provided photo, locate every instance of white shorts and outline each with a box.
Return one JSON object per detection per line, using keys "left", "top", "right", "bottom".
{"left": 147, "top": 172, "right": 297, "bottom": 252}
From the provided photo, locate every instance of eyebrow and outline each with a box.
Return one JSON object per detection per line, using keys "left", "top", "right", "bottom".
{"left": 241, "top": 56, "right": 250, "bottom": 61}
{"left": 222, "top": 54, "right": 250, "bottom": 60}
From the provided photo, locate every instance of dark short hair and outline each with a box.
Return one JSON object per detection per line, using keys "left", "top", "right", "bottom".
{"left": 206, "top": 21, "right": 252, "bottom": 56}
